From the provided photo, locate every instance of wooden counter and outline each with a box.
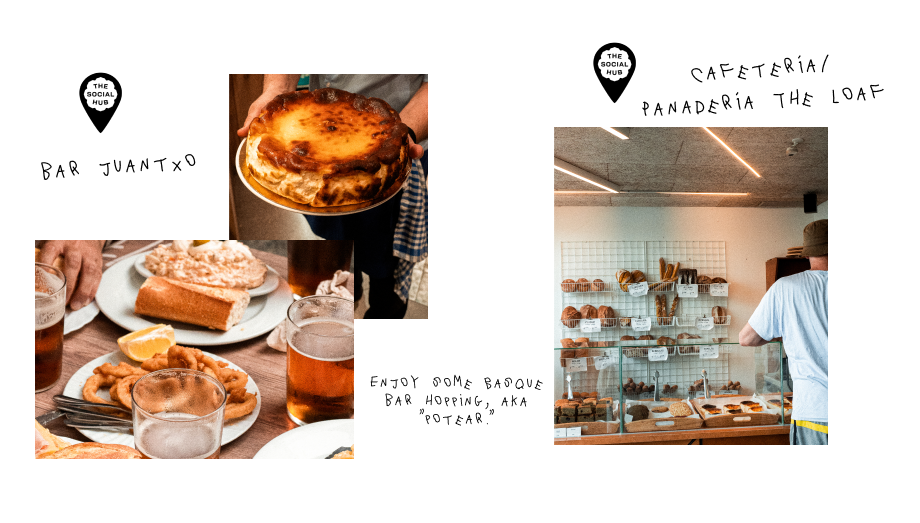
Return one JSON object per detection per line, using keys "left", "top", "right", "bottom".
{"left": 555, "top": 425, "right": 789, "bottom": 445}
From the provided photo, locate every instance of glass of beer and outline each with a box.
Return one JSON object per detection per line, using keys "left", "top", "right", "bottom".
{"left": 132, "top": 369, "right": 226, "bottom": 459}
{"left": 35, "top": 263, "right": 66, "bottom": 393}
{"left": 286, "top": 295, "right": 354, "bottom": 425}
{"left": 287, "top": 240, "right": 353, "bottom": 298}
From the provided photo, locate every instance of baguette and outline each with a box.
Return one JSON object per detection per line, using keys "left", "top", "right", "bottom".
{"left": 671, "top": 262, "right": 680, "bottom": 279}
{"left": 659, "top": 258, "right": 666, "bottom": 280}
{"left": 135, "top": 276, "right": 250, "bottom": 331}
{"left": 669, "top": 295, "right": 680, "bottom": 318}
{"left": 664, "top": 264, "right": 674, "bottom": 280}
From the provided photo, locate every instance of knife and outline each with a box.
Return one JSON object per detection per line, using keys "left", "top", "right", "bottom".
{"left": 36, "top": 409, "right": 65, "bottom": 425}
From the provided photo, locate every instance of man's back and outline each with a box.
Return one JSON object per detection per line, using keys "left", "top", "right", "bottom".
{"left": 748, "top": 270, "right": 828, "bottom": 422}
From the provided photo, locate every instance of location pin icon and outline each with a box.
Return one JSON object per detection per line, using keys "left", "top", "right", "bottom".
{"left": 80, "top": 73, "right": 122, "bottom": 133}
{"left": 593, "top": 43, "right": 636, "bottom": 103}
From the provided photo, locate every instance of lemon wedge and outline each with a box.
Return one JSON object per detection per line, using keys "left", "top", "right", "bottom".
{"left": 117, "top": 324, "right": 175, "bottom": 362}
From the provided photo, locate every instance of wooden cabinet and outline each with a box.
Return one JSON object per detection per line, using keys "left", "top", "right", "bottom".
{"left": 765, "top": 257, "right": 810, "bottom": 291}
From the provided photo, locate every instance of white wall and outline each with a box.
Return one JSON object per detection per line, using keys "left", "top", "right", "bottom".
{"left": 553, "top": 205, "right": 825, "bottom": 397}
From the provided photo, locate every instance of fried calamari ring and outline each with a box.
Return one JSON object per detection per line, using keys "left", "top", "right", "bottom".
{"left": 197, "top": 353, "right": 222, "bottom": 377}
{"left": 83, "top": 374, "right": 119, "bottom": 405}
{"left": 224, "top": 392, "right": 257, "bottom": 421}
{"left": 217, "top": 361, "right": 229, "bottom": 368}
{"left": 112, "top": 375, "right": 143, "bottom": 410}
{"left": 218, "top": 368, "right": 248, "bottom": 392}
{"left": 227, "top": 387, "right": 247, "bottom": 404}
{"left": 141, "top": 353, "right": 170, "bottom": 372}
{"left": 167, "top": 345, "right": 198, "bottom": 370}
{"left": 95, "top": 362, "right": 146, "bottom": 378}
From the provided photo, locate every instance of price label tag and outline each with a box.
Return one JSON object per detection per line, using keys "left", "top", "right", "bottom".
{"left": 696, "top": 317, "right": 714, "bottom": 330}
{"left": 677, "top": 284, "right": 699, "bottom": 298}
{"left": 580, "top": 318, "right": 601, "bottom": 333}
{"left": 631, "top": 317, "right": 651, "bottom": 331}
{"left": 648, "top": 347, "right": 668, "bottom": 361}
{"left": 699, "top": 345, "right": 719, "bottom": 359}
{"left": 566, "top": 427, "right": 582, "bottom": 437}
{"left": 710, "top": 283, "right": 729, "bottom": 296}
{"left": 568, "top": 358, "right": 587, "bottom": 372}
{"left": 628, "top": 281, "right": 648, "bottom": 296}
{"left": 554, "top": 428, "right": 567, "bottom": 438}
{"left": 594, "top": 356, "right": 612, "bottom": 370}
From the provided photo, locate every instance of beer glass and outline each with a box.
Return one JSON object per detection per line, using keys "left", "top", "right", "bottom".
{"left": 132, "top": 369, "right": 226, "bottom": 459}
{"left": 35, "top": 263, "right": 66, "bottom": 392}
{"left": 287, "top": 240, "right": 353, "bottom": 298}
{"left": 286, "top": 296, "right": 354, "bottom": 425}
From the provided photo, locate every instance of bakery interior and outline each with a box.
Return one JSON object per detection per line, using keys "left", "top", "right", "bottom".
{"left": 228, "top": 75, "right": 427, "bottom": 319}
{"left": 553, "top": 127, "right": 827, "bottom": 445}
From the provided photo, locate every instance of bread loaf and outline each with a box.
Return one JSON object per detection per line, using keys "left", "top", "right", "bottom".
{"left": 574, "top": 337, "right": 590, "bottom": 347}
{"left": 134, "top": 276, "right": 250, "bottom": 331}
{"left": 630, "top": 270, "right": 646, "bottom": 283}
{"left": 620, "top": 335, "right": 636, "bottom": 341}
{"left": 560, "top": 338, "right": 576, "bottom": 348}
{"left": 711, "top": 277, "right": 727, "bottom": 284}
{"left": 619, "top": 317, "right": 631, "bottom": 327}
{"left": 697, "top": 275, "right": 712, "bottom": 285}
{"left": 669, "top": 295, "right": 680, "bottom": 318}
{"left": 561, "top": 279, "right": 576, "bottom": 292}
{"left": 591, "top": 279, "right": 605, "bottom": 292}
{"left": 637, "top": 334, "right": 653, "bottom": 341}
{"left": 657, "top": 336, "right": 676, "bottom": 346}
{"left": 617, "top": 270, "right": 634, "bottom": 291}
{"left": 712, "top": 306, "right": 727, "bottom": 324}
{"left": 659, "top": 258, "right": 667, "bottom": 280}
{"left": 576, "top": 278, "right": 590, "bottom": 291}
{"left": 579, "top": 304, "right": 598, "bottom": 319}
{"left": 597, "top": 305, "right": 616, "bottom": 327}
{"left": 664, "top": 263, "right": 674, "bottom": 280}
{"left": 561, "top": 306, "right": 581, "bottom": 327}
{"left": 560, "top": 349, "right": 575, "bottom": 359}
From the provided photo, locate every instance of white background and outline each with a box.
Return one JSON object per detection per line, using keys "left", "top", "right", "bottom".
{"left": 8, "top": 1, "right": 918, "bottom": 521}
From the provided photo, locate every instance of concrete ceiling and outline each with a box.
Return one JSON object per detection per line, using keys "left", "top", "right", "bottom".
{"left": 554, "top": 127, "right": 828, "bottom": 207}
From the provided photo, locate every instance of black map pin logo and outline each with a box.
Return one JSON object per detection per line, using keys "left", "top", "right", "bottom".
{"left": 593, "top": 43, "right": 636, "bottom": 103}
{"left": 80, "top": 73, "right": 121, "bottom": 133}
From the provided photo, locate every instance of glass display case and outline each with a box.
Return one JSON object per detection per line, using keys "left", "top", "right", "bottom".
{"left": 554, "top": 341, "right": 789, "bottom": 436}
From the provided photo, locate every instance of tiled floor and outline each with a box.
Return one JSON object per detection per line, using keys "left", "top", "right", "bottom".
{"left": 244, "top": 240, "right": 427, "bottom": 319}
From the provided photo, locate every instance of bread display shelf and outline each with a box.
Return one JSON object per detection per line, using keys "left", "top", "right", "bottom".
{"left": 646, "top": 282, "right": 676, "bottom": 293}
{"left": 697, "top": 283, "right": 729, "bottom": 294}
{"left": 622, "top": 399, "right": 704, "bottom": 433}
{"left": 692, "top": 395, "right": 780, "bottom": 428}
{"left": 676, "top": 344, "right": 735, "bottom": 356}
{"left": 623, "top": 346, "right": 677, "bottom": 358}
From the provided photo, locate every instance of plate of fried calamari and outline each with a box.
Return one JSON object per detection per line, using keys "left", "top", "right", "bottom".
{"left": 61, "top": 346, "right": 261, "bottom": 448}
{"left": 253, "top": 419, "right": 354, "bottom": 459}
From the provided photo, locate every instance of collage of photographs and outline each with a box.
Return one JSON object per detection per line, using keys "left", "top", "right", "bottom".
{"left": 554, "top": 127, "right": 827, "bottom": 445}
{"left": 35, "top": 74, "right": 429, "bottom": 459}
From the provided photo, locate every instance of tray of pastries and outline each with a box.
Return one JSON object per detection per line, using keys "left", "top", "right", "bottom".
{"left": 621, "top": 398, "right": 703, "bottom": 433}
{"left": 554, "top": 393, "right": 619, "bottom": 435}
{"left": 692, "top": 395, "right": 780, "bottom": 428}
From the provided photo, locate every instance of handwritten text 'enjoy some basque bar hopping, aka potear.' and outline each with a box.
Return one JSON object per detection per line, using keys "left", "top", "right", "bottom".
{"left": 370, "top": 375, "right": 541, "bottom": 426}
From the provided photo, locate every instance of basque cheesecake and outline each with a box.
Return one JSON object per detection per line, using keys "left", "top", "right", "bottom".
{"left": 246, "top": 88, "right": 409, "bottom": 207}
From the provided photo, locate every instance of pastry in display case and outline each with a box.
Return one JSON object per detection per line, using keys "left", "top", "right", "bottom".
{"left": 554, "top": 341, "right": 787, "bottom": 436}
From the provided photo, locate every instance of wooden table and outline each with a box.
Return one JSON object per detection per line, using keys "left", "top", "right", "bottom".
{"left": 35, "top": 240, "right": 353, "bottom": 459}
{"left": 555, "top": 425, "right": 790, "bottom": 445}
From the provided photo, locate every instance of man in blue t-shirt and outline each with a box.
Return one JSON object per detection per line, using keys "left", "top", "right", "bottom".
{"left": 740, "top": 219, "right": 828, "bottom": 445}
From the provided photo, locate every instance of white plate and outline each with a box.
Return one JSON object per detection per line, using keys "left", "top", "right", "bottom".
{"left": 253, "top": 419, "right": 354, "bottom": 459}
{"left": 62, "top": 351, "right": 261, "bottom": 448}
{"left": 134, "top": 253, "right": 281, "bottom": 297}
{"left": 60, "top": 436, "right": 81, "bottom": 445}
{"left": 97, "top": 255, "right": 292, "bottom": 346}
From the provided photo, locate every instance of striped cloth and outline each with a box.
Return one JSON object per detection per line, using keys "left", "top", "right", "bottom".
{"left": 790, "top": 420, "right": 828, "bottom": 445}
{"left": 393, "top": 158, "right": 427, "bottom": 301}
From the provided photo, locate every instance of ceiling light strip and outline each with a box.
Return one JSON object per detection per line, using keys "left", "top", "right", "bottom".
{"left": 600, "top": 127, "right": 629, "bottom": 139}
{"left": 701, "top": 127, "right": 761, "bottom": 178}
{"left": 553, "top": 158, "right": 620, "bottom": 193}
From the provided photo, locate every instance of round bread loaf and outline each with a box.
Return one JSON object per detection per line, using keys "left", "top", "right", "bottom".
{"left": 574, "top": 337, "right": 590, "bottom": 347}
{"left": 712, "top": 277, "right": 727, "bottom": 284}
{"left": 598, "top": 305, "right": 616, "bottom": 327}
{"left": 620, "top": 335, "right": 636, "bottom": 341}
{"left": 561, "top": 279, "right": 576, "bottom": 292}
{"left": 697, "top": 275, "right": 712, "bottom": 285}
{"left": 579, "top": 304, "right": 598, "bottom": 319}
{"left": 560, "top": 338, "right": 576, "bottom": 348}
{"left": 561, "top": 306, "right": 581, "bottom": 327}
{"left": 630, "top": 270, "right": 646, "bottom": 283}
{"left": 576, "top": 278, "right": 590, "bottom": 292}
{"left": 627, "top": 404, "right": 649, "bottom": 421}
{"left": 591, "top": 279, "right": 605, "bottom": 292}
{"left": 668, "top": 402, "right": 693, "bottom": 417}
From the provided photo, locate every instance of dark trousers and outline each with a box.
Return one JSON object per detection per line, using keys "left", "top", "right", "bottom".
{"left": 305, "top": 189, "right": 407, "bottom": 319}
